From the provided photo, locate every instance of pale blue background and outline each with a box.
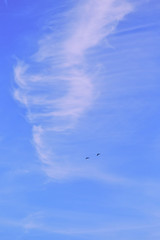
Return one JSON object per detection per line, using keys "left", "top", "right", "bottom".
{"left": 0, "top": 0, "right": 160, "bottom": 239}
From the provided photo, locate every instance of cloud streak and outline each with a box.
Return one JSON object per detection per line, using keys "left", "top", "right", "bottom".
{"left": 4, "top": 0, "right": 8, "bottom": 6}
{"left": 14, "top": 0, "right": 133, "bottom": 180}
{"left": 0, "top": 212, "right": 159, "bottom": 236}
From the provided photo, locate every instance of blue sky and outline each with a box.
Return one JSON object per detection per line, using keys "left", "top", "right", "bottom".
{"left": 0, "top": 0, "right": 160, "bottom": 239}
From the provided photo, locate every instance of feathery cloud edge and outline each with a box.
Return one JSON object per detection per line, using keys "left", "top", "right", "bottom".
{"left": 14, "top": 0, "right": 134, "bottom": 180}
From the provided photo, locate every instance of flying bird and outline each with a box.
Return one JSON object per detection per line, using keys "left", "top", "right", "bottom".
{"left": 85, "top": 157, "right": 90, "bottom": 160}
{"left": 96, "top": 153, "right": 100, "bottom": 156}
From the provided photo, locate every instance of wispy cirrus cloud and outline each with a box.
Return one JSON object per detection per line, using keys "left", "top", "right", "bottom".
{"left": 0, "top": 211, "right": 159, "bottom": 236}
{"left": 4, "top": 0, "right": 8, "bottom": 6}
{"left": 14, "top": 0, "right": 133, "bottom": 180}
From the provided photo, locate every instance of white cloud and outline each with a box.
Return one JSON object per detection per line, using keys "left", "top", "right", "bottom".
{"left": 0, "top": 213, "right": 158, "bottom": 236}
{"left": 14, "top": 0, "right": 133, "bottom": 180}
{"left": 4, "top": 0, "right": 8, "bottom": 6}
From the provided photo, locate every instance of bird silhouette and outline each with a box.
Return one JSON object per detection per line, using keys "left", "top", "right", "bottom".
{"left": 96, "top": 153, "right": 100, "bottom": 156}
{"left": 85, "top": 157, "right": 90, "bottom": 160}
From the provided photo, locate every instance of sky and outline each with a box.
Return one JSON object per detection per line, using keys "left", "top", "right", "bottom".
{"left": 0, "top": 0, "right": 160, "bottom": 239}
